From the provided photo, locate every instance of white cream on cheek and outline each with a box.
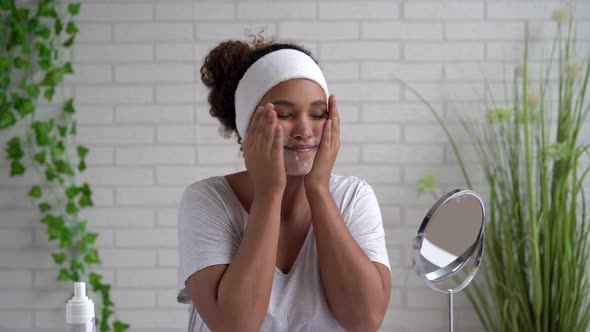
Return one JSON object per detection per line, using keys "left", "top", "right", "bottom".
{"left": 284, "top": 148, "right": 315, "bottom": 173}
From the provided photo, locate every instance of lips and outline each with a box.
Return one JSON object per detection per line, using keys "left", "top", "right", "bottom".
{"left": 285, "top": 145, "right": 316, "bottom": 152}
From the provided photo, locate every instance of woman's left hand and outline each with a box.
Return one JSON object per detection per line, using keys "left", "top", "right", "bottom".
{"left": 304, "top": 94, "right": 340, "bottom": 190}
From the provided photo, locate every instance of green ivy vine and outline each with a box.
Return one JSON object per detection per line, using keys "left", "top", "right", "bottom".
{"left": 0, "top": 1, "right": 129, "bottom": 331}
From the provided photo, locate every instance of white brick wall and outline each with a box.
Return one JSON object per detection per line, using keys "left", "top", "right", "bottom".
{"left": 0, "top": 0, "right": 587, "bottom": 331}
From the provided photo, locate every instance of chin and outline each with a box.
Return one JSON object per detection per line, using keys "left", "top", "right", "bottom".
{"left": 285, "top": 166, "right": 313, "bottom": 177}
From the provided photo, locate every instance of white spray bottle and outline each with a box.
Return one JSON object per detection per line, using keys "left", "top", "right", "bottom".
{"left": 66, "top": 282, "right": 96, "bottom": 332}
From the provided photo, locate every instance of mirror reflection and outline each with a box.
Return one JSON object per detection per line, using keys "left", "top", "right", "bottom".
{"left": 420, "top": 193, "right": 484, "bottom": 281}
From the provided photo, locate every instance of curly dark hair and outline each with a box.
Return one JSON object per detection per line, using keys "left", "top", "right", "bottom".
{"left": 199, "top": 30, "right": 317, "bottom": 153}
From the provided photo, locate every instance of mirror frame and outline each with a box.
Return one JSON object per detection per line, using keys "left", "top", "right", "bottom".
{"left": 412, "top": 189, "right": 486, "bottom": 293}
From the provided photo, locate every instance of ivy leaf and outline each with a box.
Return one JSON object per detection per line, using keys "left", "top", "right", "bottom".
{"left": 78, "top": 160, "right": 86, "bottom": 171}
{"left": 41, "top": 214, "right": 61, "bottom": 227}
{"left": 66, "top": 22, "right": 78, "bottom": 35}
{"left": 47, "top": 225, "right": 61, "bottom": 240}
{"left": 1, "top": 76, "right": 11, "bottom": 89}
{"left": 77, "top": 145, "right": 88, "bottom": 158}
{"left": 10, "top": 160, "right": 25, "bottom": 176}
{"left": 16, "top": 8, "right": 29, "bottom": 21}
{"left": 36, "top": 25, "right": 51, "bottom": 39}
{"left": 34, "top": 151, "right": 46, "bottom": 164}
{"left": 59, "top": 229, "right": 73, "bottom": 248}
{"left": 58, "top": 126, "right": 67, "bottom": 137}
{"left": 63, "top": 62, "right": 74, "bottom": 74}
{"left": 36, "top": 42, "right": 51, "bottom": 57}
{"left": 6, "top": 137, "right": 23, "bottom": 160}
{"left": 26, "top": 16, "right": 39, "bottom": 32}
{"left": 10, "top": 25, "right": 26, "bottom": 46}
{"left": 100, "top": 310, "right": 112, "bottom": 331}
{"left": 16, "top": 99, "right": 34, "bottom": 117}
{"left": 64, "top": 98, "right": 75, "bottom": 114}
{"left": 25, "top": 84, "right": 40, "bottom": 98}
{"left": 82, "top": 232, "right": 98, "bottom": 245}
{"left": 113, "top": 321, "right": 130, "bottom": 332}
{"left": 38, "top": 202, "right": 51, "bottom": 212}
{"left": 28, "top": 185, "right": 42, "bottom": 198}
{"left": 51, "top": 141, "right": 65, "bottom": 160}
{"left": 0, "top": 109, "right": 16, "bottom": 128}
{"left": 45, "top": 167, "right": 57, "bottom": 181}
{"left": 0, "top": 0, "right": 13, "bottom": 10}
{"left": 76, "top": 220, "right": 87, "bottom": 233}
{"left": 80, "top": 183, "right": 92, "bottom": 195}
{"left": 66, "top": 201, "right": 79, "bottom": 215}
{"left": 88, "top": 272, "right": 102, "bottom": 288}
{"left": 13, "top": 57, "right": 28, "bottom": 68}
{"left": 55, "top": 160, "right": 75, "bottom": 176}
{"left": 36, "top": 1, "right": 51, "bottom": 17}
{"left": 22, "top": 43, "right": 32, "bottom": 55}
{"left": 78, "top": 194, "right": 93, "bottom": 207}
{"left": 51, "top": 252, "right": 66, "bottom": 264}
{"left": 103, "top": 298, "right": 114, "bottom": 308}
{"left": 57, "top": 268, "right": 70, "bottom": 281}
{"left": 0, "top": 56, "right": 10, "bottom": 71}
{"left": 66, "top": 185, "right": 81, "bottom": 199}
{"left": 100, "top": 286, "right": 112, "bottom": 305}
{"left": 41, "top": 71, "right": 55, "bottom": 86}
{"left": 63, "top": 36, "right": 75, "bottom": 47}
{"left": 68, "top": 3, "right": 81, "bottom": 15}
{"left": 32, "top": 121, "right": 52, "bottom": 146}
{"left": 70, "top": 259, "right": 85, "bottom": 272}
{"left": 84, "top": 248, "right": 101, "bottom": 264}
{"left": 54, "top": 18, "right": 63, "bottom": 35}
{"left": 39, "top": 58, "right": 51, "bottom": 70}
{"left": 43, "top": 87, "right": 55, "bottom": 101}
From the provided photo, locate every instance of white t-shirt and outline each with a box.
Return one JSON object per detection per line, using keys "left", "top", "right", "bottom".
{"left": 177, "top": 174, "right": 391, "bottom": 332}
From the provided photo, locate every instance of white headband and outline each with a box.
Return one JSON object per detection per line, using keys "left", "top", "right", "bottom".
{"left": 234, "top": 48, "right": 329, "bottom": 141}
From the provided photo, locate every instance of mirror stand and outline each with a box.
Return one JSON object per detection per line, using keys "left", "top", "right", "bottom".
{"left": 412, "top": 189, "right": 486, "bottom": 332}
{"left": 448, "top": 292, "right": 453, "bottom": 332}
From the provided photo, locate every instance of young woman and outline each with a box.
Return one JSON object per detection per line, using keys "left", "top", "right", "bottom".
{"left": 176, "top": 36, "right": 391, "bottom": 332}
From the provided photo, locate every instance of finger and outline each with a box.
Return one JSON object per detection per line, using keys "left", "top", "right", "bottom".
{"left": 245, "top": 106, "right": 264, "bottom": 146}
{"left": 318, "top": 118, "right": 329, "bottom": 153}
{"left": 264, "top": 104, "right": 277, "bottom": 156}
{"left": 272, "top": 124, "right": 283, "bottom": 161}
{"left": 254, "top": 104, "right": 271, "bottom": 152}
{"left": 330, "top": 94, "right": 340, "bottom": 143}
{"left": 326, "top": 119, "right": 332, "bottom": 148}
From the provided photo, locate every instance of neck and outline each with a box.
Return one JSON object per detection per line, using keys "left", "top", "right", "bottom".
{"left": 280, "top": 175, "right": 310, "bottom": 223}
{"left": 240, "top": 171, "right": 310, "bottom": 224}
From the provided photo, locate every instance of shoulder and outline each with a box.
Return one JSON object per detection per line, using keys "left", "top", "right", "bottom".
{"left": 184, "top": 176, "right": 225, "bottom": 193}
{"left": 180, "top": 176, "right": 233, "bottom": 211}
{"left": 329, "top": 174, "right": 377, "bottom": 213}
{"left": 329, "top": 173, "right": 374, "bottom": 195}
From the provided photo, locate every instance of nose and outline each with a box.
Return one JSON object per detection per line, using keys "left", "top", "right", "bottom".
{"left": 291, "top": 116, "right": 313, "bottom": 139}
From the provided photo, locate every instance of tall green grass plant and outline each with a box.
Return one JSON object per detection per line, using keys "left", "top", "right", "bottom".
{"left": 410, "top": 6, "right": 590, "bottom": 331}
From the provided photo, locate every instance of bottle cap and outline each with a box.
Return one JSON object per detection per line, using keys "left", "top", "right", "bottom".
{"left": 66, "top": 282, "right": 95, "bottom": 324}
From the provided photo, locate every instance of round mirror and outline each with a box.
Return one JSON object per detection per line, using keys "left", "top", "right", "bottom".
{"left": 412, "top": 189, "right": 486, "bottom": 332}
{"left": 412, "top": 188, "right": 486, "bottom": 293}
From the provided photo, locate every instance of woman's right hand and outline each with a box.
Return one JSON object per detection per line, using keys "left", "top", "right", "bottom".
{"left": 242, "top": 103, "right": 286, "bottom": 197}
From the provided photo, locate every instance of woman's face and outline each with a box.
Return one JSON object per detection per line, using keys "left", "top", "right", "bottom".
{"left": 256, "top": 78, "right": 328, "bottom": 176}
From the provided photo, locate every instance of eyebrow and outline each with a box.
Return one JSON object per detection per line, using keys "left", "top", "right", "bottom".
{"left": 271, "top": 99, "right": 327, "bottom": 108}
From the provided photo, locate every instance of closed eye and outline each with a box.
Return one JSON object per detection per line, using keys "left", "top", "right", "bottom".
{"left": 277, "top": 114, "right": 326, "bottom": 120}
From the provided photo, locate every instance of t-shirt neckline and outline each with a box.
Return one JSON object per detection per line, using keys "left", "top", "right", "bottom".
{"left": 217, "top": 175, "right": 313, "bottom": 278}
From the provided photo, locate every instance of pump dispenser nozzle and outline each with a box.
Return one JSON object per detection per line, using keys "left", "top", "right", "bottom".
{"left": 66, "top": 282, "right": 95, "bottom": 331}
{"left": 74, "top": 282, "right": 87, "bottom": 299}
